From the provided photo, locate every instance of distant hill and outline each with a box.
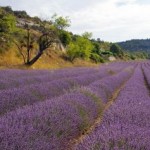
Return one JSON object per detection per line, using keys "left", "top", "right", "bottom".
{"left": 117, "top": 39, "right": 150, "bottom": 53}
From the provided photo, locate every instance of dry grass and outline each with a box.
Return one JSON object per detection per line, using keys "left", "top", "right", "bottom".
{"left": 0, "top": 47, "right": 100, "bottom": 70}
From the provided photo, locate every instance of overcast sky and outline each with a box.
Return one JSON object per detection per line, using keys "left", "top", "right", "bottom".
{"left": 0, "top": 0, "right": 150, "bottom": 42}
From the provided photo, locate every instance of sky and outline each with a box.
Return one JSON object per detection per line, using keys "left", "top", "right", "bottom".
{"left": 0, "top": 0, "right": 150, "bottom": 42}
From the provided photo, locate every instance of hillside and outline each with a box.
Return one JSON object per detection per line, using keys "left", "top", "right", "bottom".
{"left": 0, "top": 6, "right": 149, "bottom": 69}
{"left": 118, "top": 39, "right": 150, "bottom": 53}
{"left": 0, "top": 6, "right": 113, "bottom": 68}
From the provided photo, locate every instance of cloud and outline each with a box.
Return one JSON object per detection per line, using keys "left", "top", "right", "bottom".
{"left": 0, "top": 0, "right": 150, "bottom": 42}
{"left": 69, "top": 0, "right": 150, "bottom": 42}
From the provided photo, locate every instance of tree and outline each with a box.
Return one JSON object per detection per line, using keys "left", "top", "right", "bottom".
{"left": 66, "top": 42, "right": 79, "bottom": 62}
{"left": 58, "top": 30, "right": 71, "bottom": 47}
{"left": 14, "top": 25, "right": 59, "bottom": 66}
{"left": 67, "top": 36, "right": 93, "bottom": 61}
{"left": 91, "top": 41, "right": 101, "bottom": 55}
{"left": 0, "top": 10, "right": 16, "bottom": 34}
{"left": 51, "top": 14, "right": 72, "bottom": 48}
{"left": 51, "top": 13, "right": 71, "bottom": 30}
{"left": 110, "top": 44, "right": 124, "bottom": 57}
{"left": 0, "top": 9, "right": 16, "bottom": 53}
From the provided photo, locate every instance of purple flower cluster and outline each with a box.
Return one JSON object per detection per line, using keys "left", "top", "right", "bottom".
{"left": 75, "top": 65, "right": 150, "bottom": 150}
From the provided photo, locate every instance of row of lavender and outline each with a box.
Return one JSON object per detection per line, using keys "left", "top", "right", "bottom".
{"left": 0, "top": 62, "right": 131, "bottom": 90}
{"left": 0, "top": 63, "right": 134, "bottom": 116}
{"left": 142, "top": 62, "right": 150, "bottom": 84}
{"left": 0, "top": 68, "right": 98, "bottom": 90}
{"left": 0, "top": 62, "right": 132, "bottom": 79}
{"left": 75, "top": 65, "right": 150, "bottom": 150}
{"left": 0, "top": 63, "right": 134, "bottom": 149}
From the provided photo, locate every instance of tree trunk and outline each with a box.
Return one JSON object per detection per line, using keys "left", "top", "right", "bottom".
{"left": 25, "top": 51, "right": 43, "bottom": 66}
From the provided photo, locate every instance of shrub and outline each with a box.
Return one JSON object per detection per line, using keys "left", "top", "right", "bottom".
{"left": 67, "top": 36, "right": 93, "bottom": 62}
{"left": 90, "top": 53, "right": 105, "bottom": 63}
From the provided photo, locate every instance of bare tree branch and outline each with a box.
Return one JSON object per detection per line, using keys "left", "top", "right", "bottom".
{"left": 13, "top": 40, "right": 26, "bottom": 64}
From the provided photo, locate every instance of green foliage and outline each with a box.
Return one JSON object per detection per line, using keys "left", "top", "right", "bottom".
{"left": 99, "top": 41, "right": 111, "bottom": 51}
{"left": 82, "top": 32, "right": 92, "bottom": 39}
{"left": 91, "top": 41, "right": 101, "bottom": 55}
{"left": 52, "top": 13, "right": 71, "bottom": 30}
{"left": 90, "top": 53, "right": 105, "bottom": 63}
{"left": 74, "top": 37, "right": 93, "bottom": 59}
{"left": 58, "top": 30, "right": 71, "bottom": 46}
{"left": 66, "top": 42, "right": 79, "bottom": 61}
{"left": 100, "top": 51, "right": 113, "bottom": 56}
{"left": 110, "top": 44, "right": 124, "bottom": 57}
{"left": 130, "top": 54, "right": 136, "bottom": 60}
{"left": 67, "top": 36, "right": 93, "bottom": 61}
{"left": 0, "top": 12, "right": 16, "bottom": 33}
{"left": 0, "top": 9, "right": 16, "bottom": 53}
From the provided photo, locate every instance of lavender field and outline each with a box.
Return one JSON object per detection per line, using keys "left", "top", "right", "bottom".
{"left": 0, "top": 62, "right": 150, "bottom": 150}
